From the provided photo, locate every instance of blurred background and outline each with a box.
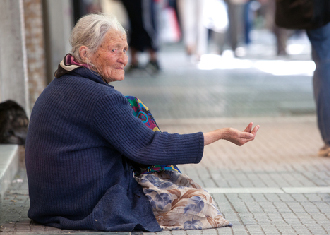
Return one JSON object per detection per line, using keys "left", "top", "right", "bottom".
{"left": 0, "top": 0, "right": 315, "bottom": 119}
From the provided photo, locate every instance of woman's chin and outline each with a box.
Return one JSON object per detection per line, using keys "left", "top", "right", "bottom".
{"left": 104, "top": 75, "right": 125, "bottom": 83}
{"left": 116, "top": 76, "right": 125, "bottom": 81}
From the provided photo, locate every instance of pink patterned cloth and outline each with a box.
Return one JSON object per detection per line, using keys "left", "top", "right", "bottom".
{"left": 54, "top": 54, "right": 90, "bottom": 78}
{"left": 63, "top": 54, "right": 89, "bottom": 68}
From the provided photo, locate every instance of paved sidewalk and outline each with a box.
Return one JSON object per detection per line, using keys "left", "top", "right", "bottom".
{"left": 1, "top": 117, "right": 330, "bottom": 235}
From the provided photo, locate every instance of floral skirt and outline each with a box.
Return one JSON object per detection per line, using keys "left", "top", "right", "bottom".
{"left": 135, "top": 171, "right": 231, "bottom": 230}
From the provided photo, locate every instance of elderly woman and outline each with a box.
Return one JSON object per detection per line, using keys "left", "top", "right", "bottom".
{"left": 25, "top": 14, "right": 259, "bottom": 232}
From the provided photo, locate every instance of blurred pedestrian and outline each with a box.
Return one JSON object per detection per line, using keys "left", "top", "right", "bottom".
{"left": 243, "top": 0, "right": 254, "bottom": 45}
{"left": 177, "top": 0, "right": 207, "bottom": 62}
{"left": 204, "top": 0, "right": 228, "bottom": 55}
{"left": 275, "top": 0, "right": 330, "bottom": 156}
{"left": 120, "top": 0, "right": 161, "bottom": 74}
{"left": 224, "top": 0, "right": 247, "bottom": 57}
{"left": 265, "top": 0, "right": 290, "bottom": 56}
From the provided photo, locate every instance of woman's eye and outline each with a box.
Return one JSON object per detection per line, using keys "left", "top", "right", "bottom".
{"left": 111, "top": 48, "right": 127, "bottom": 54}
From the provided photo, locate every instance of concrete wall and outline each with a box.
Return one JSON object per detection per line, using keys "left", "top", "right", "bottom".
{"left": 0, "top": 0, "right": 29, "bottom": 113}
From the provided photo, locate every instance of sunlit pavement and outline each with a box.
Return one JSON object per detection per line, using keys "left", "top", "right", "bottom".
{"left": 1, "top": 30, "right": 330, "bottom": 235}
{"left": 115, "top": 30, "right": 315, "bottom": 119}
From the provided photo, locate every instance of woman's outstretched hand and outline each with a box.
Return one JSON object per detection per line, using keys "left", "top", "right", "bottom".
{"left": 203, "top": 122, "right": 260, "bottom": 146}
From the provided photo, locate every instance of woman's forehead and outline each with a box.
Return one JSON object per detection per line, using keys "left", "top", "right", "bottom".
{"left": 104, "top": 30, "right": 127, "bottom": 43}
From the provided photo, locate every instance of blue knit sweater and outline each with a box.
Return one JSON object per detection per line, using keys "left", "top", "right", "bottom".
{"left": 25, "top": 67, "right": 204, "bottom": 232}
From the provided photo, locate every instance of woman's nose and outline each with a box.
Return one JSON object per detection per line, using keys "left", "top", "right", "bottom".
{"left": 118, "top": 53, "right": 128, "bottom": 65}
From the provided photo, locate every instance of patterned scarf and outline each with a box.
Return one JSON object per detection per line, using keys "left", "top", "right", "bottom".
{"left": 54, "top": 54, "right": 90, "bottom": 78}
{"left": 126, "top": 96, "right": 181, "bottom": 175}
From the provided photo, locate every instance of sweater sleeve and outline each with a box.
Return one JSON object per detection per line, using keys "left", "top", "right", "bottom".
{"left": 92, "top": 91, "right": 204, "bottom": 166}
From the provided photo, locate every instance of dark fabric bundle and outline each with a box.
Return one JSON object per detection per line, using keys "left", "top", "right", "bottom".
{"left": 0, "top": 100, "right": 28, "bottom": 145}
{"left": 275, "top": 0, "right": 330, "bottom": 30}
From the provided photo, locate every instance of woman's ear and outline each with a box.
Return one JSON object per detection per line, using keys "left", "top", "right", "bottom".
{"left": 79, "top": 46, "right": 89, "bottom": 63}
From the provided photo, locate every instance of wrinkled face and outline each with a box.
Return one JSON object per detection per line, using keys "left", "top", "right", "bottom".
{"left": 89, "top": 30, "right": 128, "bottom": 83}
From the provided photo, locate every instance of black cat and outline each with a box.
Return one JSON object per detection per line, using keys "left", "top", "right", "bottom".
{"left": 0, "top": 100, "right": 29, "bottom": 145}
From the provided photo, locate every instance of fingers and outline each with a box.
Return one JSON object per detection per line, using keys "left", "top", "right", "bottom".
{"left": 252, "top": 125, "right": 260, "bottom": 135}
{"left": 244, "top": 122, "right": 260, "bottom": 136}
{"left": 244, "top": 122, "right": 253, "bottom": 133}
{"left": 237, "top": 124, "right": 260, "bottom": 146}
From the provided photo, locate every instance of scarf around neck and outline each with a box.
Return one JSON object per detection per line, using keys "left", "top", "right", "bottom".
{"left": 54, "top": 54, "right": 90, "bottom": 78}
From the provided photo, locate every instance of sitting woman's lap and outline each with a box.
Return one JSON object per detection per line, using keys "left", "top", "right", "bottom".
{"left": 126, "top": 96, "right": 231, "bottom": 230}
{"left": 136, "top": 171, "right": 231, "bottom": 230}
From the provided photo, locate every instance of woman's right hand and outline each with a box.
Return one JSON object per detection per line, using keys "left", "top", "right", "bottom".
{"left": 203, "top": 122, "right": 259, "bottom": 146}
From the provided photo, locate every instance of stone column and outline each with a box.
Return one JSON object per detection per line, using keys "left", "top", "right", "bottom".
{"left": 43, "top": 0, "right": 73, "bottom": 84}
{"left": 23, "top": 0, "right": 46, "bottom": 112}
{"left": 0, "top": 0, "right": 29, "bottom": 114}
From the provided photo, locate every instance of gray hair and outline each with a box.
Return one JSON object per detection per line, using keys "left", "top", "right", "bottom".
{"left": 70, "top": 13, "right": 126, "bottom": 62}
